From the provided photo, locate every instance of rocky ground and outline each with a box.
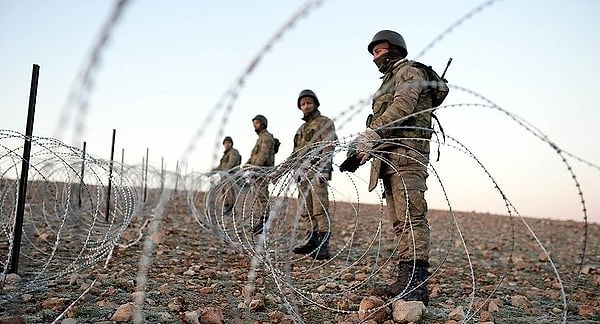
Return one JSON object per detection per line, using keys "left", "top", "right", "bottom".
{"left": 1, "top": 192, "right": 599, "bottom": 323}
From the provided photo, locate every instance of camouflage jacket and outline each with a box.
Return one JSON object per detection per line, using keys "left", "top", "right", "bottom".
{"left": 367, "top": 59, "right": 435, "bottom": 190}
{"left": 246, "top": 129, "right": 275, "bottom": 167}
{"left": 293, "top": 110, "right": 337, "bottom": 176}
{"left": 216, "top": 148, "right": 241, "bottom": 171}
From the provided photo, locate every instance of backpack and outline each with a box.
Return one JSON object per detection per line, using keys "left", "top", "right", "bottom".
{"left": 273, "top": 137, "right": 281, "bottom": 154}
{"left": 410, "top": 61, "right": 449, "bottom": 107}
{"left": 412, "top": 59, "right": 452, "bottom": 161}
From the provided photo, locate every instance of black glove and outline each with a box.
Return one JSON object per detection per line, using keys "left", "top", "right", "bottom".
{"left": 339, "top": 155, "right": 362, "bottom": 173}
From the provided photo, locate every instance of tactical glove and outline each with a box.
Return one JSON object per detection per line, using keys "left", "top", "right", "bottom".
{"left": 341, "top": 129, "right": 381, "bottom": 172}
{"left": 339, "top": 155, "right": 361, "bottom": 173}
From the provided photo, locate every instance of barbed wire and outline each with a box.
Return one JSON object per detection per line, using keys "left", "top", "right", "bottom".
{"left": 53, "top": 0, "right": 133, "bottom": 148}
{"left": 0, "top": 131, "right": 145, "bottom": 302}
{"left": 1, "top": 0, "right": 599, "bottom": 323}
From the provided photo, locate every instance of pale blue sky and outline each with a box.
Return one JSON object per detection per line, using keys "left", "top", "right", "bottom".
{"left": 1, "top": 1, "right": 599, "bottom": 223}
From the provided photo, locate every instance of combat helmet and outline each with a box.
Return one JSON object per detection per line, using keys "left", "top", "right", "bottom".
{"left": 222, "top": 136, "right": 233, "bottom": 144}
{"left": 252, "top": 114, "right": 268, "bottom": 128}
{"left": 367, "top": 30, "right": 407, "bottom": 58}
{"left": 297, "top": 89, "right": 320, "bottom": 109}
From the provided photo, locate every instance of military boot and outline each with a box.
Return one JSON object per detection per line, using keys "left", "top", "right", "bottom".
{"left": 223, "top": 204, "right": 233, "bottom": 216}
{"left": 293, "top": 231, "right": 320, "bottom": 255}
{"left": 371, "top": 260, "right": 430, "bottom": 306}
{"left": 402, "top": 260, "right": 430, "bottom": 306}
{"left": 311, "top": 232, "right": 331, "bottom": 260}
{"left": 251, "top": 217, "right": 266, "bottom": 235}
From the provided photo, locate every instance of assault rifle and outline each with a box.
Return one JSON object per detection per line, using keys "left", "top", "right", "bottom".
{"left": 440, "top": 57, "right": 452, "bottom": 81}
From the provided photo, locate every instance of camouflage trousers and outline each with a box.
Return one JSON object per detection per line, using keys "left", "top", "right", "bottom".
{"left": 382, "top": 170, "right": 430, "bottom": 262}
{"left": 220, "top": 179, "right": 236, "bottom": 207}
{"left": 252, "top": 182, "right": 270, "bottom": 220}
{"left": 297, "top": 177, "right": 330, "bottom": 233}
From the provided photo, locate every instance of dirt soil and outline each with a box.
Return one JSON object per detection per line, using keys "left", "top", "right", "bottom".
{"left": 1, "top": 192, "right": 599, "bottom": 324}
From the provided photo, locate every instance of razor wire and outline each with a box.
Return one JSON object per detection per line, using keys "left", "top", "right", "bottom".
{"left": 190, "top": 78, "right": 597, "bottom": 322}
{"left": 1, "top": 0, "right": 599, "bottom": 323}
{"left": 53, "top": 0, "right": 133, "bottom": 148}
{"left": 0, "top": 130, "right": 148, "bottom": 302}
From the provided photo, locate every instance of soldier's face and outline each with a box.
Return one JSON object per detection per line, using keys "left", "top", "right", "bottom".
{"left": 253, "top": 119, "right": 263, "bottom": 131}
{"left": 299, "top": 97, "right": 316, "bottom": 115}
{"left": 372, "top": 42, "right": 390, "bottom": 60}
{"left": 223, "top": 141, "right": 232, "bottom": 150}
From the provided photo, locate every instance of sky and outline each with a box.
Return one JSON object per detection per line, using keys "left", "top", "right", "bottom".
{"left": 1, "top": 0, "right": 599, "bottom": 224}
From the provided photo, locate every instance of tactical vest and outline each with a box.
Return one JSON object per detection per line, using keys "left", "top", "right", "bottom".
{"left": 218, "top": 149, "right": 241, "bottom": 171}
{"left": 219, "top": 153, "right": 230, "bottom": 170}
{"left": 248, "top": 130, "right": 275, "bottom": 167}
{"left": 293, "top": 111, "right": 337, "bottom": 175}
{"left": 368, "top": 60, "right": 447, "bottom": 155}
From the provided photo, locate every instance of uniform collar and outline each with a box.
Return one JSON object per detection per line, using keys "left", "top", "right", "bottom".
{"left": 393, "top": 58, "right": 409, "bottom": 70}
{"left": 302, "top": 109, "right": 321, "bottom": 122}
{"left": 381, "top": 58, "right": 409, "bottom": 80}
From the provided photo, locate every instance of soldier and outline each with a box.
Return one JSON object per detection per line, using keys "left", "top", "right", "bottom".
{"left": 287, "top": 89, "right": 338, "bottom": 260}
{"left": 347, "top": 30, "right": 448, "bottom": 306}
{"left": 246, "top": 114, "right": 276, "bottom": 235}
{"left": 214, "top": 136, "right": 241, "bottom": 214}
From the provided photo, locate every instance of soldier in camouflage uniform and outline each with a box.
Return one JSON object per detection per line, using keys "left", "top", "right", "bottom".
{"left": 246, "top": 114, "right": 276, "bottom": 234}
{"left": 214, "top": 136, "right": 241, "bottom": 214}
{"left": 290, "top": 89, "right": 338, "bottom": 260}
{"left": 350, "top": 30, "right": 448, "bottom": 306}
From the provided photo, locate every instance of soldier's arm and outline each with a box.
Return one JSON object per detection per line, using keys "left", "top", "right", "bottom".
{"left": 370, "top": 66, "right": 426, "bottom": 138}
{"left": 214, "top": 155, "right": 225, "bottom": 171}
{"left": 289, "top": 128, "right": 302, "bottom": 159}
{"left": 233, "top": 150, "right": 242, "bottom": 167}
{"left": 246, "top": 140, "right": 258, "bottom": 165}
{"left": 319, "top": 119, "right": 337, "bottom": 173}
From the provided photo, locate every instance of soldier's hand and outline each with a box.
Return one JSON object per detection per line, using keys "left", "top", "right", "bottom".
{"left": 344, "top": 128, "right": 380, "bottom": 168}
{"left": 268, "top": 172, "right": 280, "bottom": 184}
{"left": 313, "top": 172, "right": 329, "bottom": 184}
{"left": 354, "top": 128, "right": 380, "bottom": 154}
{"left": 357, "top": 151, "right": 371, "bottom": 165}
